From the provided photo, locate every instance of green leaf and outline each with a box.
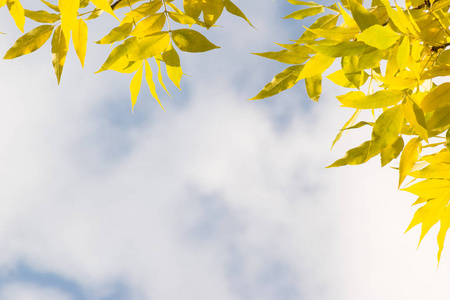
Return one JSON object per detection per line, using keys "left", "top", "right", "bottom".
{"left": 97, "top": 22, "right": 133, "bottom": 44}
{"left": 283, "top": 6, "right": 324, "bottom": 20}
{"left": 128, "top": 32, "right": 171, "bottom": 60}
{"left": 357, "top": 25, "right": 401, "bottom": 50}
{"left": 327, "top": 140, "right": 371, "bottom": 167}
{"left": 172, "top": 29, "right": 219, "bottom": 52}
{"left": 4, "top": 24, "right": 54, "bottom": 59}
{"left": 252, "top": 50, "right": 309, "bottom": 64}
{"left": 51, "top": 25, "right": 68, "bottom": 84}
{"left": 305, "top": 75, "right": 321, "bottom": 102}
{"left": 402, "top": 96, "right": 428, "bottom": 142}
{"left": 250, "top": 65, "right": 304, "bottom": 100}
{"left": 421, "top": 83, "right": 450, "bottom": 113}
{"left": 337, "top": 90, "right": 404, "bottom": 109}
{"left": 367, "top": 105, "right": 404, "bottom": 159}
{"left": 381, "top": 136, "right": 404, "bottom": 166}
{"left": 24, "top": 9, "right": 60, "bottom": 23}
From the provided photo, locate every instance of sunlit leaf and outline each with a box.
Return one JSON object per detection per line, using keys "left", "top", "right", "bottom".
{"left": 4, "top": 24, "right": 54, "bottom": 59}
{"left": 72, "top": 18, "right": 88, "bottom": 68}
{"left": 7, "top": 0, "right": 25, "bottom": 32}
{"left": 130, "top": 62, "right": 144, "bottom": 112}
{"left": 144, "top": 60, "right": 164, "bottom": 110}
{"left": 337, "top": 90, "right": 404, "bottom": 109}
{"left": 399, "top": 138, "right": 421, "bottom": 187}
{"left": 358, "top": 25, "right": 401, "bottom": 50}
{"left": 251, "top": 65, "right": 304, "bottom": 100}
{"left": 97, "top": 22, "right": 133, "bottom": 44}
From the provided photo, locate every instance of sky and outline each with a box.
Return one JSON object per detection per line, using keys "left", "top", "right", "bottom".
{"left": 1, "top": 1, "right": 450, "bottom": 299}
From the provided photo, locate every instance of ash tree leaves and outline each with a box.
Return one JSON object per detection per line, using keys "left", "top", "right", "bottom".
{"left": 1, "top": 0, "right": 251, "bottom": 109}
{"left": 252, "top": 0, "right": 450, "bottom": 262}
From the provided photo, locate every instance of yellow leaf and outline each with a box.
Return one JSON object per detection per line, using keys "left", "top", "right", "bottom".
{"left": 402, "top": 96, "right": 428, "bottom": 142}
{"left": 367, "top": 105, "right": 404, "bottom": 159}
{"left": 24, "top": 9, "right": 60, "bottom": 23}
{"left": 338, "top": 3, "right": 358, "bottom": 28}
{"left": 252, "top": 50, "right": 309, "bottom": 65}
{"left": 250, "top": 65, "right": 304, "bottom": 100}
{"left": 130, "top": 14, "right": 166, "bottom": 38}
{"left": 381, "top": 136, "right": 404, "bottom": 167}
{"left": 52, "top": 25, "right": 68, "bottom": 84}
{"left": 172, "top": 29, "right": 220, "bottom": 53}
{"left": 128, "top": 32, "right": 171, "bottom": 60}
{"left": 410, "top": 163, "right": 450, "bottom": 179}
{"left": 72, "top": 18, "right": 88, "bottom": 68}
{"left": 184, "top": 0, "right": 202, "bottom": 19}
{"left": 337, "top": 90, "right": 404, "bottom": 109}
{"left": 297, "top": 53, "right": 334, "bottom": 80}
{"left": 130, "top": 63, "right": 144, "bottom": 112}
{"left": 305, "top": 75, "right": 321, "bottom": 102}
{"left": 7, "top": 0, "right": 25, "bottom": 32}
{"left": 59, "top": 0, "right": 79, "bottom": 44}
{"left": 155, "top": 59, "right": 170, "bottom": 96}
{"left": 202, "top": 0, "right": 224, "bottom": 28}
{"left": 96, "top": 37, "right": 137, "bottom": 73}
{"left": 331, "top": 109, "right": 360, "bottom": 149}
{"left": 4, "top": 24, "right": 54, "bottom": 59}
{"left": 223, "top": 0, "right": 254, "bottom": 27}
{"left": 438, "top": 205, "right": 450, "bottom": 264}
{"left": 97, "top": 22, "right": 133, "bottom": 44}
{"left": 168, "top": 12, "right": 196, "bottom": 25}
{"left": 421, "top": 83, "right": 450, "bottom": 113}
{"left": 283, "top": 6, "right": 324, "bottom": 20}
{"left": 162, "top": 44, "right": 183, "bottom": 89}
{"left": 399, "top": 138, "right": 421, "bottom": 187}
{"left": 357, "top": 25, "right": 400, "bottom": 50}
{"left": 403, "top": 179, "right": 450, "bottom": 198}
{"left": 327, "top": 140, "right": 371, "bottom": 168}
{"left": 0, "top": 0, "right": 6, "bottom": 7}
{"left": 405, "top": 194, "right": 449, "bottom": 247}
{"left": 144, "top": 60, "right": 164, "bottom": 110}
{"left": 90, "top": 0, "right": 120, "bottom": 21}
{"left": 348, "top": 0, "right": 380, "bottom": 30}
{"left": 397, "top": 36, "right": 410, "bottom": 71}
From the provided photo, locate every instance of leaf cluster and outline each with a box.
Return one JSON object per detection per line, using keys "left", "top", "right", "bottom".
{"left": 252, "top": 0, "right": 450, "bottom": 263}
{"left": 1, "top": 0, "right": 251, "bottom": 110}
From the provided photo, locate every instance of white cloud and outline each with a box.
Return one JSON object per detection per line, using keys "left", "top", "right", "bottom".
{"left": 1, "top": 2, "right": 450, "bottom": 300}
{"left": 0, "top": 283, "right": 72, "bottom": 300}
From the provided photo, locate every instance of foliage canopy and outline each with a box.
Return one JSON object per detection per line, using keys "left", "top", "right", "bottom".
{"left": 3, "top": 0, "right": 450, "bottom": 263}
